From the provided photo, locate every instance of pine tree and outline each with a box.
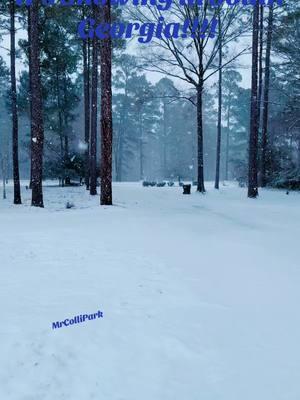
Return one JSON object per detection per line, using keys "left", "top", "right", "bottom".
{"left": 100, "top": 0, "right": 113, "bottom": 205}
{"left": 215, "top": 11, "right": 222, "bottom": 190}
{"left": 248, "top": 4, "right": 260, "bottom": 198}
{"left": 261, "top": 5, "right": 274, "bottom": 187}
{"left": 30, "top": 0, "right": 44, "bottom": 207}
{"left": 89, "top": 5, "right": 99, "bottom": 196}
{"left": 10, "top": 0, "right": 22, "bottom": 204}
{"left": 83, "top": 33, "right": 91, "bottom": 190}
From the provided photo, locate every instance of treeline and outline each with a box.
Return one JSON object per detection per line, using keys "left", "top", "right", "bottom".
{"left": 0, "top": 0, "right": 299, "bottom": 207}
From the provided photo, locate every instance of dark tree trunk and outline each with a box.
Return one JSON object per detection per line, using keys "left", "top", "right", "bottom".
{"left": 196, "top": 83, "right": 205, "bottom": 193}
{"left": 63, "top": 73, "right": 69, "bottom": 161}
{"left": 215, "top": 18, "right": 222, "bottom": 190}
{"left": 10, "top": 0, "right": 21, "bottom": 205}
{"left": 90, "top": 6, "right": 98, "bottom": 196}
{"left": 261, "top": 5, "right": 274, "bottom": 187}
{"left": 55, "top": 68, "right": 63, "bottom": 159}
{"left": 100, "top": 0, "right": 113, "bottom": 205}
{"left": 139, "top": 110, "right": 144, "bottom": 181}
{"left": 1, "top": 154, "right": 7, "bottom": 200}
{"left": 30, "top": 0, "right": 44, "bottom": 207}
{"left": 28, "top": 6, "right": 33, "bottom": 189}
{"left": 163, "top": 100, "right": 167, "bottom": 178}
{"left": 83, "top": 35, "right": 90, "bottom": 190}
{"left": 257, "top": 5, "right": 264, "bottom": 130}
{"left": 248, "top": 3, "right": 260, "bottom": 198}
{"left": 225, "top": 95, "right": 231, "bottom": 181}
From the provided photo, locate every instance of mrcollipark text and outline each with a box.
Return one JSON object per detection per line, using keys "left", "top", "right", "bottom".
{"left": 52, "top": 310, "right": 104, "bottom": 330}
{"left": 16, "top": 0, "right": 282, "bottom": 43}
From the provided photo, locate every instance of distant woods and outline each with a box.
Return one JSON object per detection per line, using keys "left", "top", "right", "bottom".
{"left": 0, "top": 1, "right": 299, "bottom": 206}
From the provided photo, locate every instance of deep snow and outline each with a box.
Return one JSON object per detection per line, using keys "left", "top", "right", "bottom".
{"left": 0, "top": 182, "right": 299, "bottom": 400}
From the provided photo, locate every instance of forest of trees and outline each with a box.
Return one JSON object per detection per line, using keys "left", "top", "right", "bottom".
{"left": 0, "top": 0, "right": 299, "bottom": 206}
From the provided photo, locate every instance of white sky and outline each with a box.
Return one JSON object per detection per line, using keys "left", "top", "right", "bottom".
{"left": 0, "top": 22, "right": 252, "bottom": 91}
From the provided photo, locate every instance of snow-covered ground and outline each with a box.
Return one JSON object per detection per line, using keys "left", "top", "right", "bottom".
{"left": 0, "top": 181, "right": 299, "bottom": 400}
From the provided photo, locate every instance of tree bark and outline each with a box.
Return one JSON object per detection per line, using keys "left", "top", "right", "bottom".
{"left": 83, "top": 34, "right": 90, "bottom": 190}
{"left": 63, "top": 72, "right": 69, "bottom": 161}
{"left": 225, "top": 96, "right": 231, "bottom": 181}
{"left": 90, "top": 6, "right": 98, "bottom": 196}
{"left": 28, "top": 5, "right": 33, "bottom": 189}
{"left": 248, "top": 3, "right": 260, "bottom": 198}
{"left": 100, "top": 0, "right": 113, "bottom": 205}
{"left": 139, "top": 109, "right": 144, "bottom": 181}
{"left": 257, "top": 5, "right": 264, "bottom": 131}
{"left": 10, "top": 0, "right": 21, "bottom": 204}
{"left": 261, "top": 5, "right": 274, "bottom": 187}
{"left": 163, "top": 99, "right": 167, "bottom": 178}
{"left": 1, "top": 154, "right": 7, "bottom": 200}
{"left": 30, "top": 0, "right": 44, "bottom": 207}
{"left": 215, "top": 15, "right": 222, "bottom": 190}
{"left": 196, "top": 83, "right": 205, "bottom": 193}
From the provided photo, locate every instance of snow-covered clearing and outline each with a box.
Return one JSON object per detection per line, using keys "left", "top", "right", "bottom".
{"left": 0, "top": 182, "right": 299, "bottom": 400}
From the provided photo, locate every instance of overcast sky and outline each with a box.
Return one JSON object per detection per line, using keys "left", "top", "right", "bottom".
{"left": 0, "top": 23, "right": 252, "bottom": 91}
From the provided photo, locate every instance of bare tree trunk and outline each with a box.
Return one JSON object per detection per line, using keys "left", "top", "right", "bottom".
{"left": 28, "top": 6, "right": 33, "bottom": 189}
{"left": 1, "top": 155, "right": 7, "bottom": 200}
{"left": 261, "top": 5, "right": 274, "bottom": 188}
{"left": 257, "top": 5, "right": 264, "bottom": 186}
{"left": 56, "top": 66, "right": 65, "bottom": 186}
{"left": 63, "top": 73, "right": 69, "bottom": 160}
{"left": 225, "top": 96, "right": 231, "bottom": 181}
{"left": 90, "top": 6, "right": 98, "bottom": 196}
{"left": 139, "top": 110, "right": 144, "bottom": 181}
{"left": 197, "top": 83, "right": 205, "bottom": 193}
{"left": 215, "top": 16, "right": 222, "bottom": 190}
{"left": 83, "top": 34, "right": 90, "bottom": 190}
{"left": 10, "top": 0, "right": 21, "bottom": 204}
{"left": 30, "top": 0, "right": 44, "bottom": 207}
{"left": 100, "top": 0, "right": 113, "bottom": 205}
{"left": 248, "top": 3, "right": 260, "bottom": 198}
{"left": 257, "top": 5, "right": 264, "bottom": 130}
{"left": 163, "top": 100, "right": 167, "bottom": 178}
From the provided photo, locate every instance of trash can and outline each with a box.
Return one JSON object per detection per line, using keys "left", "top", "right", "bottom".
{"left": 183, "top": 184, "right": 191, "bottom": 194}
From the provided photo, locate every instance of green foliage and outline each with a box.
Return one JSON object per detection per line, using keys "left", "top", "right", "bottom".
{"left": 266, "top": 5, "right": 300, "bottom": 188}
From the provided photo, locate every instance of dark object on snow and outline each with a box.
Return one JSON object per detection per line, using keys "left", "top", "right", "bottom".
{"left": 66, "top": 201, "right": 75, "bottom": 209}
{"left": 63, "top": 176, "right": 81, "bottom": 187}
{"left": 143, "top": 181, "right": 157, "bottom": 187}
{"left": 25, "top": 185, "right": 29, "bottom": 190}
{"left": 167, "top": 181, "right": 174, "bottom": 187}
{"left": 156, "top": 182, "right": 166, "bottom": 187}
{"left": 183, "top": 184, "right": 191, "bottom": 195}
{"left": 286, "top": 191, "right": 289, "bottom": 195}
